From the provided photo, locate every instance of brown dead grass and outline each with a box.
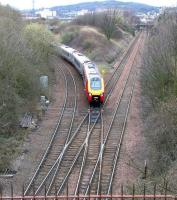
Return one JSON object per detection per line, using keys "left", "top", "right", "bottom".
{"left": 59, "top": 24, "right": 133, "bottom": 65}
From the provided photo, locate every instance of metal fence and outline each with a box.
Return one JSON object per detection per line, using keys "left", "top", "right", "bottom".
{"left": 0, "top": 181, "right": 176, "bottom": 200}
{"left": 0, "top": 195, "right": 177, "bottom": 200}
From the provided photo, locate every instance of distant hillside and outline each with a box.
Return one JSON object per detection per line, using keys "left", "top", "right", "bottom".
{"left": 51, "top": 0, "right": 159, "bottom": 16}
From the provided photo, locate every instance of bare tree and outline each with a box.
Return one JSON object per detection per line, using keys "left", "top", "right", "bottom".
{"left": 142, "top": 10, "right": 177, "bottom": 178}
{"left": 74, "top": 9, "right": 124, "bottom": 40}
{"left": 100, "top": 9, "right": 118, "bottom": 40}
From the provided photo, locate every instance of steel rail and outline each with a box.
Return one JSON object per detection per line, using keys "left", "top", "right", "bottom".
{"left": 73, "top": 107, "right": 103, "bottom": 196}
{"left": 84, "top": 79, "right": 126, "bottom": 196}
{"left": 25, "top": 33, "right": 142, "bottom": 196}
{"left": 107, "top": 70, "right": 138, "bottom": 196}
{"left": 105, "top": 32, "right": 140, "bottom": 89}
{"left": 104, "top": 33, "right": 141, "bottom": 104}
{"left": 55, "top": 41, "right": 138, "bottom": 194}
{"left": 62, "top": 61, "right": 79, "bottom": 146}
{"left": 31, "top": 114, "right": 87, "bottom": 194}
{"left": 24, "top": 64, "right": 68, "bottom": 195}
{"left": 73, "top": 108, "right": 91, "bottom": 197}
{"left": 55, "top": 33, "right": 143, "bottom": 195}
{"left": 83, "top": 32, "right": 144, "bottom": 195}
{"left": 34, "top": 64, "right": 78, "bottom": 195}
{"left": 50, "top": 36, "right": 140, "bottom": 194}
{"left": 56, "top": 111, "right": 102, "bottom": 195}
{"left": 96, "top": 110, "right": 104, "bottom": 198}
{"left": 104, "top": 33, "right": 144, "bottom": 195}
{"left": 107, "top": 33, "right": 145, "bottom": 195}
{"left": 25, "top": 59, "right": 84, "bottom": 195}
{"left": 44, "top": 63, "right": 78, "bottom": 195}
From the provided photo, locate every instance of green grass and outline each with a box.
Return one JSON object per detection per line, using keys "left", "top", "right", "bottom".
{"left": 97, "top": 63, "right": 110, "bottom": 76}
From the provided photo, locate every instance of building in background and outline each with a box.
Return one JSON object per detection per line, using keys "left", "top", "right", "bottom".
{"left": 36, "top": 9, "right": 57, "bottom": 19}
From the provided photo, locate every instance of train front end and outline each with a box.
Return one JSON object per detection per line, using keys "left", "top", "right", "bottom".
{"left": 87, "top": 77, "right": 104, "bottom": 104}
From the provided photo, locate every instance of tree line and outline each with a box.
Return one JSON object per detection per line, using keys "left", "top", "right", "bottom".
{"left": 73, "top": 9, "right": 135, "bottom": 40}
{"left": 142, "top": 9, "right": 177, "bottom": 188}
{"left": 0, "top": 5, "right": 56, "bottom": 171}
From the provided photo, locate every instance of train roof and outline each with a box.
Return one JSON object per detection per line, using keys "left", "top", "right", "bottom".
{"left": 73, "top": 52, "right": 90, "bottom": 64}
{"left": 60, "top": 45, "right": 76, "bottom": 54}
{"left": 84, "top": 62, "right": 101, "bottom": 79}
{"left": 60, "top": 44, "right": 102, "bottom": 79}
{"left": 61, "top": 45, "right": 91, "bottom": 64}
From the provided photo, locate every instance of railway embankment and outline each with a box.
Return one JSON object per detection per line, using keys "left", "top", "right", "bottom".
{"left": 0, "top": 5, "right": 57, "bottom": 175}
{"left": 1, "top": 4, "right": 177, "bottom": 197}
{"left": 56, "top": 12, "right": 134, "bottom": 78}
{"left": 0, "top": 5, "right": 140, "bottom": 195}
{"left": 137, "top": 10, "right": 177, "bottom": 192}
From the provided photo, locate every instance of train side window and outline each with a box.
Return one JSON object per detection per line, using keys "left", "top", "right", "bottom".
{"left": 65, "top": 52, "right": 69, "bottom": 57}
{"left": 74, "top": 58, "right": 80, "bottom": 68}
{"left": 63, "top": 50, "right": 69, "bottom": 57}
{"left": 88, "top": 63, "right": 95, "bottom": 69}
{"left": 83, "top": 70, "right": 86, "bottom": 86}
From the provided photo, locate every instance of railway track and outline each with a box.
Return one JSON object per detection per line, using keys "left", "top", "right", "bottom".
{"left": 71, "top": 32, "right": 145, "bottom": 196}
{"left": 24, "top": 59, "right": 83, "bottom": 195}
{"left": 55, "top": 33, "right": 144, "bottom": 195}
{"left": 25, "top": 32, "right": 145, "bottom": 196}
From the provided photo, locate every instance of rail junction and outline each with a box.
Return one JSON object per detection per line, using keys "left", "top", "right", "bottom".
{"left": 1, "top": 32, "right": 151, "bottom": 197}
{"left": 25, "top": 32, "right": 145, "bottom": 196}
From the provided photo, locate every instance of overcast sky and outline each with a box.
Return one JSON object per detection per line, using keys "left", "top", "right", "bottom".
{"left": 0, "top": 0, "right": 176, "bottom": 10}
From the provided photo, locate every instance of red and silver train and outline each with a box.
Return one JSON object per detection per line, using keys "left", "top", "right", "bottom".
{"left": 59, "top": 45, "right": 105, "bottom": 104}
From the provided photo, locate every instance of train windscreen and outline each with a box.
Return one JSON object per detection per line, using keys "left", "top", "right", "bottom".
{"left": 90, "top": 77, "right": 101, "bottom": 90}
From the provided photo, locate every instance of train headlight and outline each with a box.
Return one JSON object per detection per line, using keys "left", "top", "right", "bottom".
{"left": 100, "top": 93, "right": 104, "bottom": 103}
{"left": 88, "top": 93, "right": 92, "bottom": 102}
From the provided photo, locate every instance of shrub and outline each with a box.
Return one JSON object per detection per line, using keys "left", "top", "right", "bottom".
{"left": 74, "top": 10, "right": 134, "bottom": 40}
{"left": 142, "top": 11, "right": 177, "bottom": 177}
{"left": 24, "top": 23, "right": 55, "bottom": 64}
{"left": 0, "top": 5, "right": 56, "bottom": 171}
{"left": 83, "top": 39, "right": 93, "bottom": 50}
{"left": 61, "top": 31, "right": 78, "bottom": 44}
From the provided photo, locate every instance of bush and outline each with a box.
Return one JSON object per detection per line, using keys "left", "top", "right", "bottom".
{"left": 142, "top": 11, "right": 177, "bottom": 177}
{"left": 119, "top": 22, "right": 135, "bottom": 36}
{"left": 61, "top": 31, "right": 78, "bottom": 44}
{"left": 0, "top": 5, "right": 56, "bottom": 171}
{"left": 24, "top": 23, "right": 55, "bottom": 64}
{"left": 83, "top": 39, "right": 93, "bottom": 50}
{"left": 74, "top": 10, "right": 134, "bottom": 40}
